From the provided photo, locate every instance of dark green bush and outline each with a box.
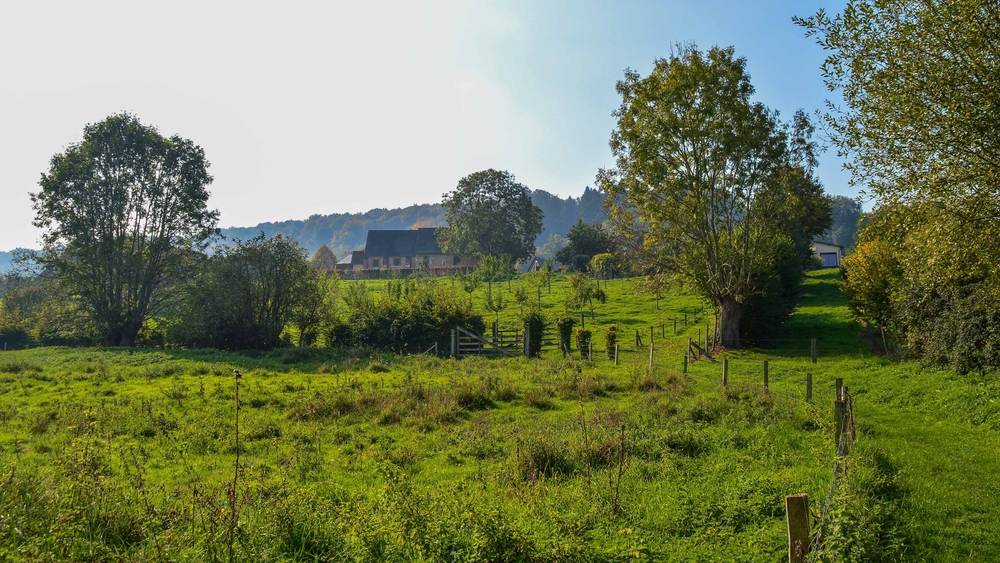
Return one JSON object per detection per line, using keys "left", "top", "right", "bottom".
{"left": 0, "top": 325, "right": 29, "bottom": 350}
{"left": 603, "top": 325, "right": 619, "bottom": 359}
{"left": 520, "top": 307, "right": 546, "bottom": 357}
{"left": 344, "top": 278, "right": 484, "bottom": 354}
{"left": 556, "top": 316, "right": 575, "bottom": 353}
{"left": 575, "top": 328, "right": 593, "bottom": 358}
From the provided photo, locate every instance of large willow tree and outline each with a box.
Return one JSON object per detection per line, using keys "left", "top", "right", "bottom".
{"left": 600, "top": 45, "right": 815, "bottom": 349}
{"left": 32, "top": 114, "right": 218, "bottom": 346}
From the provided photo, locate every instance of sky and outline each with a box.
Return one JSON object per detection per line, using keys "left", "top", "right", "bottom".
{"left": 0, "top": 0, "right": 852, "bottom": 251}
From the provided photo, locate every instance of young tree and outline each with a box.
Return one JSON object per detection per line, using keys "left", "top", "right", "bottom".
{"left": 290, "top": 270, "right": 341, "bottom": 347}
{"left": 599, "top": 46, "right": 798, "bottom": 348}
{"left": 309, "top": 244, "right": 339, "bottom": 270}
{"left": 31, "top": 113, "right": 218, "bottom": 346}
{"left": 438, "top": 169, "right": 544, "bottom": 264}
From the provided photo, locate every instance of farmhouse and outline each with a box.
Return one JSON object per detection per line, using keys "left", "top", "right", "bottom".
{"left": 362, "top": 228, "right": 475, "bottom": 271}
{"left": 812, "top": 240, "right": 844, "bottom": 268}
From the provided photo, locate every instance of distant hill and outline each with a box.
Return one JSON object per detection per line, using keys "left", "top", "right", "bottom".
{"left": 221, "top": 188, "right": 608, "bottom": 260}
{"left": 0, "top": 249, "right": 24, "bottom": 273}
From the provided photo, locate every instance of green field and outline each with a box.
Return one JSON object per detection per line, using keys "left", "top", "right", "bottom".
{"left": 1, "top": 271, "right": 998, "bottom": 561}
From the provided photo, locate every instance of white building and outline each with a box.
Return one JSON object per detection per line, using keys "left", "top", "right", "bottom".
{"left": 812, "top": 241, "right": 844, "bottom": 268}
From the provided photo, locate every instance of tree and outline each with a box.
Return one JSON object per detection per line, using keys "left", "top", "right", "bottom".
{"left": 566, "top": 272, "right": 606, "bottom": 319}
{"left": 798, "top": 1, "right": 1000, "bottom": 369}
{"left": 176, "top": 234, "right": 313, "bottom": 351}
{"left": 309, "top": 244, "right": 339, "bottom": 270}
{"left": 290, "top": 270, "right": 341, "bottom": 347}
{"left": 796, "top": 1, "right": 1000, "bottom": 219}
{"left": 599, "top": 45, "right": 800, "bottom": 348}
{"left": 555, "top": 220, "right": 613, "bottom": 269}
{"left": 31, "top": 113, "right": 217, "bottom": 346}
{"left": 438, "top": 169, "right": 544, "bottom": 264}
{"left": 824, "top": 195, "right": 862, "bottom": 248}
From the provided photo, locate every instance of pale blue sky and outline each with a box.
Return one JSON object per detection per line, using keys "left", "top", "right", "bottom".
{"left": 0, "top": 0, "right": 851, "bottom": 250}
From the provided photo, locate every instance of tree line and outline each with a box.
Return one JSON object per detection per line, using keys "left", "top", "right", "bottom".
{"left": 798, "top": 0, "right": 1000, "bottom": 373}
{"left": 2, "top": 43, "right": 842, "bottom": 353}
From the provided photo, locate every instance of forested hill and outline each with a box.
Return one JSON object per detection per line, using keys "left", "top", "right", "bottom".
{"left": 0, "top": 250, "right": 18, "bottom": 273}
{"left": 221, "top": 187, "right": 607, "bottom": 258}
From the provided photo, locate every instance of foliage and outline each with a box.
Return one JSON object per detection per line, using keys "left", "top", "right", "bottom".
{"left": 0, "top": 271, "right": 95, "bottom": 346}
{"left": 482, "top": 284, "right": 507, "bottom": 325}
{"left": 343, "top": 278, "right": 484, "bottom": 353}
{"left": 172, "top": 234, "right": 313, "bottom": 351}
{"left": 591, "top": 253, "right": 617, "bottom": 280}
{"left": 309, "top": 244, "right": 339, "bottom": 270}
{"left": 567, "top": 272, "right": 607, "bottom": 317}
{"left": 31, "top": 113, "right": 218, "bottom": 346}
{"left": 438, "top": 169, "right": 544, "bottom": 264}
{"left": 556, "top": 315, "right": 575, "bottom": 352}
{"left": 520, "top": 306, "right": 546, "bottom": 357}
{"left": 599, "top": 45, "right": 825, "bottom": 348}
{"left": 555, "top": 220, "right": 613, "bottom": 268}
{"left": 603, "top": 325, "right": 619, "bottom": 359}
{"left": 799, "top": 1, "right": 1000, "bottom": 372}
{"left": 290, "top": 271, "right": 341, "bottom": 347}
{"left": 824, "top": 195, "right": 863, "bottom": 248}
{"left": 575, "top": 328, "right": 593, "bottom": 358}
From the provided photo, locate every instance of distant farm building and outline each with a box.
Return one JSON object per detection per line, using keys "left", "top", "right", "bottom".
{"left": 812, "top": 241, "right": 844, "bottom": 268}
{"left": 336, "top": 250, "right": 365, "bottom": 271}
{"left": 362, "top": 228, "right": 476, "bottom": 272}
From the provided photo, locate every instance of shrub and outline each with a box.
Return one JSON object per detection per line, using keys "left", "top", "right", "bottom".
{"left": 556, "top": 316, "right": 575, "bottom": 353}
{"left": 603, "top": 325, "right": 619, "bottom": 359}
{"left": 575, "top": 328, "right": 593, "bottom": 359}
{"left": 0, "top": 325, "right": 30, "bottom": 351}
{"left": 344, "top": 278, "right": 485, "bottom": 354}
{"left": 520, "top": 307, "right": 546, "bottom": 357}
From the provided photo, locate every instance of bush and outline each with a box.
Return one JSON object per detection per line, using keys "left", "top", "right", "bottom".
{"left": 575, "top": 328, "right": 593, "bottom": 359}
{"left": 344, "top": 278, "right": 484, "bottom": 354}
{"left": 556, "top": 316, "right": 575, "bottom": 353}
{"left": 0, "top": 325, "right": 29, "bottom": 351}
{"left": 521, "top": 307, "right": 546, "bottom": 357}
{"left": 603, "top": 325, "right": 619, "bottom": 359}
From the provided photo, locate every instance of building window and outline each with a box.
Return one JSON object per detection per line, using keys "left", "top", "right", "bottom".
{"left": 453, "top": 256, "right": 461, "bottom": 266}
{"left": 372, "top": 259, "right": 380, "bottom": 268}
{"left": 393, "top": 257, "right": 400, "bottom": 267}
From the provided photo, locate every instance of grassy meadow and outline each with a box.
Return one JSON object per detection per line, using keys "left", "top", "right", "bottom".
{"left": 0, "top": 270, "right": 999, "bottom": 561}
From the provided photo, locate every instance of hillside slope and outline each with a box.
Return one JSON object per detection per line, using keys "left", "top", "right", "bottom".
{"left": 221, "top": 187, "right": 607, "bottom": 258}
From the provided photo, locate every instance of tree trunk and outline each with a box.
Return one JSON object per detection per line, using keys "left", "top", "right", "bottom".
{"left": 717, "top": 296, "right": 744, "bottom": 349}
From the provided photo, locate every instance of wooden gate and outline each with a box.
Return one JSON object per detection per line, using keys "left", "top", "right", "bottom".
{"left": 451, "top": 325, "right": 522, "bottom": 358}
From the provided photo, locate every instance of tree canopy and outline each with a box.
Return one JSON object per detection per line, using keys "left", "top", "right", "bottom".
{"left": 309, "top": 244, "right": 339, "bottom": 269}
{"left": 30, "top": 113, "right": 217, "bottom": 346}
{"left": 555, "top": 220, "right": 613, "bottom": 269}
{"left": 600, "top": 45, "right": 828, "bottom": 348}
{"left": 800, "top": 1, "right": 1000, "bottom": 371}
{"left": 438, "top": 169, "right": 544, "bottom": 264}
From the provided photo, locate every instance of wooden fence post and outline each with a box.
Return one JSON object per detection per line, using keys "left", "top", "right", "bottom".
{"left": 589, "top": 341, "right": 593, "bottom": 361}
{"left": 648, "top": 343, "right": 654, "bottom": 371}
{"left": 661, "top": 323, "right": 665, "bottom": 338}
{"left": 688, "top": 337, "right": 693, "bottom": 359}
{"left": 763, "top": 360, "right": 769, "bottom": 393}
{"left": 811, "top": 338, "right": 817, "bottom": 364}
{"left": 614, "top": 345, "right": 619, "bottom": 366}
{"left": 834, "top": 378, "right": 845, "bottom": 453}
{"left": 451, "top": 328, "right": 457, "bottom": 358}
{"left": 723, "top": 358, "right": 729, "bottom": 387}
{"left": 785, "top": 493, "right": 811, "bottom": 563}
{"left": 636, "top": 330, "right": 641, "bottom": 347}
{"left": 697, "top": 328, "right": 702, "bottom": 352}
{"left": 806, "top": 372, "right": 813, "bottom": 402}
{"left": 705, "top": 324, "right": 710, "bottom": 350}
{"left": 683, "top": 351, "right": 688, "bottom": 374}
{"left": 673, "top": 319, "right": 677, "bottom": 335}
{"left": 524, "top": 326, "right": 531, "bottom": 358}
